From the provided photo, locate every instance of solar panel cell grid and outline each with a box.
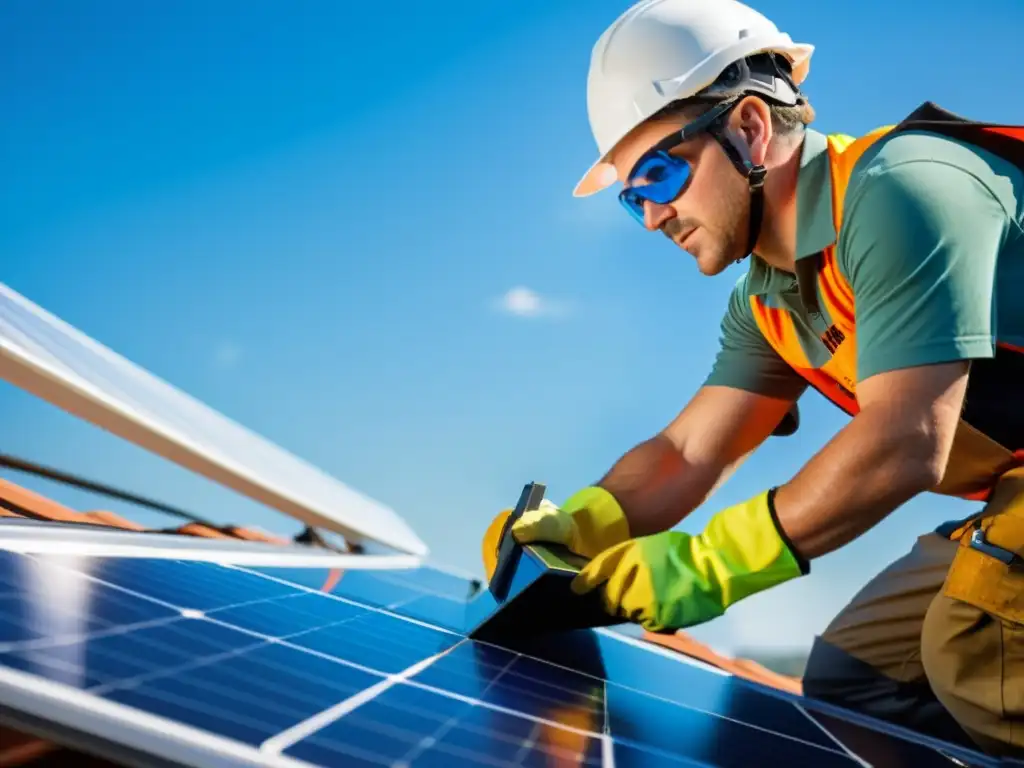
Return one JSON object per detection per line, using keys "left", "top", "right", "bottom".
{"left": 0, "top": 546, "right": 1004, "bottom": 767}
{"left": 286, "top": 677, "right": 607, "bottom": 768}
{"left": 244, "top": 565, "right": 475, "bottom": 633}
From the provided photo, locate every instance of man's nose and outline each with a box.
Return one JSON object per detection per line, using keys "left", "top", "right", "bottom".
{"left": 643, "top": 200, "right": 676, "bottom": 231}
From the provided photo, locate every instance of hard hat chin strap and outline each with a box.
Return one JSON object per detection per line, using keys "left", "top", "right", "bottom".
{"left": 741, "top": 163, "right": 767, "bottom": 260}
{"left": 743, "top": 167, "right": 767, "bottom": 260}
{"left": 708, "top": 127, "right": 767, "bottom": 262}
{"left": 694, "top": 51, "right": 804, "bottom": 262}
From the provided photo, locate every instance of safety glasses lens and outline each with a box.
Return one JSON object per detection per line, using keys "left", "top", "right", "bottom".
{"left": 617, "top": 152, "right": 691, "bottom": 223}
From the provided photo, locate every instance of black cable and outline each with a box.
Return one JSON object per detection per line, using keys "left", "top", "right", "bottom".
{"left": 0, "top": 452, "right": 353, "bottom": 551}
{"left": 0, "top": 453, "right": 210, "bottom": 524}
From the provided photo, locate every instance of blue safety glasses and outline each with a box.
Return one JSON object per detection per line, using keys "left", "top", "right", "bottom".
{"left": 618, "top": 152, "right": 693, "bottom": 224}
{"left": 618, "top": 97, "right": 739, "bottom": 225}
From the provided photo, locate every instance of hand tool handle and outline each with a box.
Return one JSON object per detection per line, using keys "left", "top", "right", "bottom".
{"left": 488, "top": 481, "right": 546, "bottom": 601}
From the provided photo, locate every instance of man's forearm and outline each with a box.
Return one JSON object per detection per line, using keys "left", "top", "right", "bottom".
{"left": 772, "top": 404, "right": 947, "bottom": 560}
{"left": 596, "top": 434, "right": 739, "bottom": 537}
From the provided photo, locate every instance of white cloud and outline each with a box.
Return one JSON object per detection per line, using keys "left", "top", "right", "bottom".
{"left": 493, "top": 286, "right": 568, "bottom": 319}
{"left": 213, "top": 341, "right": 243, "bottom": 369}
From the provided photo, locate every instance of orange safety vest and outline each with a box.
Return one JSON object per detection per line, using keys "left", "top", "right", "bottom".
{"left": 748, "top": 102, "right": 1024, "bottom": 504}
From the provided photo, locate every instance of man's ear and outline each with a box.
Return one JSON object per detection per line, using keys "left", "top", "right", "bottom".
{"left": 726, "top": 96, "right": 773, "bottom": 166}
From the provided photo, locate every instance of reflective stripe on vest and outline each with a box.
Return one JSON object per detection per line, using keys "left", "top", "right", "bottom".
{"left": 748, "top": 115, "right": 1024, "bottom": 502}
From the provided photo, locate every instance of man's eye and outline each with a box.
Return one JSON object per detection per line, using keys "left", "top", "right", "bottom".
{"left": 645, "top": 165, "right": 667, "bottom": 182}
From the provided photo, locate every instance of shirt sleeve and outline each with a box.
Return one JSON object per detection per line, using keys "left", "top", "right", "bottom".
{"left": 837, "top": 156, "right": 1010, "bottom": 383}
{"left": 703, "top": 278, "right": 809, "bottom": 400}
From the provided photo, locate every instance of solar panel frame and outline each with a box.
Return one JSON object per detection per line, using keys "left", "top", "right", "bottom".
{"left": 0, "top": 518, "right": 422, "bottom": 570}
{"left": 0, "top": 662, "right": 319, "bottom": 768}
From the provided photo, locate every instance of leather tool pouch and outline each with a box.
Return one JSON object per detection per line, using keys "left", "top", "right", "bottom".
{"left": 943, "top": 468, "right": 1024, "bottom": 624}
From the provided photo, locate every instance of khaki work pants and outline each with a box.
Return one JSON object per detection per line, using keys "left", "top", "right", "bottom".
{"left": 803, "top": 477, "right": 1024, "bottom": 759}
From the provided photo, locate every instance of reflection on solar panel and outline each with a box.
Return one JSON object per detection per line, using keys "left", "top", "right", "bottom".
{"left": 0, "top": 518, "right": 421, "bottom": 571}
{"left": 0, "top": 282, "right": 425, "bottom": 556}
{"left": 0, "top": 525, "right": 1004, "bottom": 768}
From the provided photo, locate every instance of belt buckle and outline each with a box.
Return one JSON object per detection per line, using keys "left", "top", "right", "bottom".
{"left": 967, "top": 527, "right": 1018, "bottom": 565}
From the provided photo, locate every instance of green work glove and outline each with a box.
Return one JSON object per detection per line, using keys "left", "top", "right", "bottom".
{"left": 511, "top": 486, "right": 631, "bottom": 560}
{"left": 570, "top": 489, "right": 808, "bottom": 632}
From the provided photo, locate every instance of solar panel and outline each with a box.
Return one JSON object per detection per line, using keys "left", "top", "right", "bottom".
{"left": 0, "top": 520, "right": 1002, "bottom": 768}
{"left": 0, "top": 282, "right": 426, "bottom": 557}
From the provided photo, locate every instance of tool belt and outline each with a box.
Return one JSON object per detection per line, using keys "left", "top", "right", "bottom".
{"left": 914, "top": 420, "right": 1024, "bottom": 622}
{"left": 943, "top": 465, "right": 1024, "bottom": 624}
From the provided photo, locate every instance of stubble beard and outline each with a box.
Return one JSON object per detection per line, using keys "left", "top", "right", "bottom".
{"left": 701, "top": 184, "right": 752, "bottom": 276}
{"left": 663, "top": 199, "right": 749, "bottom": 276}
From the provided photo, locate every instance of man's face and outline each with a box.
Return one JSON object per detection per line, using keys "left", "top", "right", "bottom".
{"left": 610, "top": 110, "right": 752, "bottom": 276}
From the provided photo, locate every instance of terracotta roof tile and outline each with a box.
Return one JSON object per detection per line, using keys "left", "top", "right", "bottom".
{"left": 222, "top": 525, "right": 289, "bottom": 544}
{"left": 174, "top": 522, "right": 234, "bottom": 539}
{"left": 0, "top": 476, "right": 287, "bottom": 543}
{"left": 642, "top": 630, "right": 803, "bottom": 695}
{"left": 81, "top": 510, "right": 147, "bottom": 530}
{"left": 0, "top": 731, "right": 60, "bottom": 766}
{"left": 0, "top": 478, "right": 97, "bottom": 524}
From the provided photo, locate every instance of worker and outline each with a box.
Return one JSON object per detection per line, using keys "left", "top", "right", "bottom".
{"left": 481, "top": 0, "right": 1024, "bottom": 758}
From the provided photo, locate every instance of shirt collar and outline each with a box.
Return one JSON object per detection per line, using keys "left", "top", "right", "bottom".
{"left": 746, "top": 128, "right": 835, "bottom": 296}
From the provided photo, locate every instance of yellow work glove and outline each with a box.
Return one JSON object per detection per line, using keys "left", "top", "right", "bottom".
{"left": 570, "top": 489, "right": 808, "bottom": 632}
{"left": 481, "top": 486, "right": 631, "bottom": 579}
{"left": 511, "top": 486, "right": 631, "bottom": 559}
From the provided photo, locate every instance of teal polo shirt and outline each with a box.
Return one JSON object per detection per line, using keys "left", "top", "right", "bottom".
{"left": 703, "top": 123, "right": 1024, "bottom": 434}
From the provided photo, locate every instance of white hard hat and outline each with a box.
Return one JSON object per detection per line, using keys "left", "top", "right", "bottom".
{"left": 574, "top": 0, "right": 814, "bottom": 197}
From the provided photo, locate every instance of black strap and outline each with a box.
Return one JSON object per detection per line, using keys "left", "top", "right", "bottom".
{"left": 0, "top": 452, "right": 351, "bottom": 551}
{"left": 709, "top": 129, "right": 768, "bottom": 259}
{"left": 745, "top": 170, "right": 767, "bottom": 256}
{"left": 0, "top": 453, "right": 209, "bottom": 525}
{"left": 890, "top": 101, "right": 1024, "bottom": 169}
{"left": 795, "top": 254, "right": 823, "bottom": 317}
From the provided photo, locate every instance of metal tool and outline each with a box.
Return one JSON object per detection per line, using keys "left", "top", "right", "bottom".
{"left": 487, "top": 481, "right": 546, "bottom": 602}
{"left": 967, "top": 527, "right": 1019, "bottom": 566}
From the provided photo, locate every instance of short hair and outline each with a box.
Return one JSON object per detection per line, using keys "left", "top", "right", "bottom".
{"left": 766, "top": 99, "right": 816, "bottom": 135}
{"left": 654, "top": 93, "right": 816, "bottom": 138}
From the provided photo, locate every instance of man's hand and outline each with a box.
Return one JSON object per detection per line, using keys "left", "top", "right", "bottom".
{"left": 481, "top": 486, "right": 632, "bottom": 579}
{"left": 511, "top": 486, "right": 631, "bottom": 559}
{"left": 571, "top": 489, "right": 806, "bottom": 632}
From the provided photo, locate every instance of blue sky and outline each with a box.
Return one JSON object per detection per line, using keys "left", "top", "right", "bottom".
{"left": 2, "top": 0, "right": 1022, "bottom": 655}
